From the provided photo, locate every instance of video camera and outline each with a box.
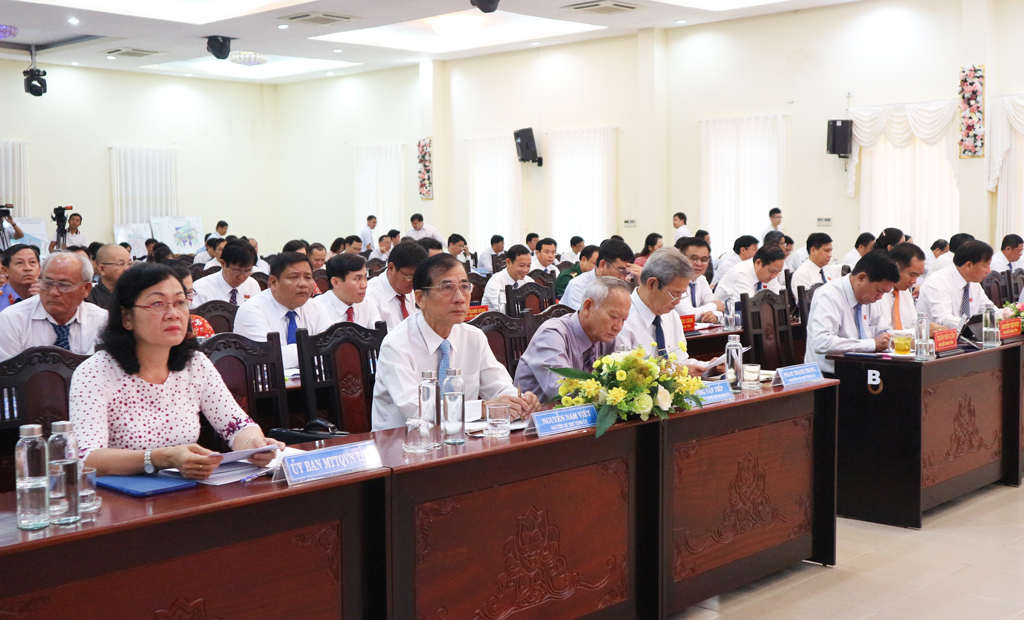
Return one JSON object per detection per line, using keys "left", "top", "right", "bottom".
{"left": 51, "top": 206, "right": 72, "bottom": 228}
{"left": 0, "top": 208, "right": 9, "bottom": 219}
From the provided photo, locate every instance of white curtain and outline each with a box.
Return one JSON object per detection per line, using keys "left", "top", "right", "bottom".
{"left": 0, "top": 141, "right": 30, "bottom": 216}
{"left": 699, "top": 114, "right": 785, "bottom": 245}
{"left": 110, "top": 146, "right": 178, "bottom": 224}
{"left": 849, "top": 101, "right": 960, "bottom": 242}
{"left": 353, "top": 144, "right": 404, "bottom": 235}
{"left": 467, "top": 135, "right": 522, "bottom": 251}
{"left": 547, "top": 127, "right": 616, "bottom": 249}
{"left": 987, "top": 96, "right": 1024, "bottom": 240}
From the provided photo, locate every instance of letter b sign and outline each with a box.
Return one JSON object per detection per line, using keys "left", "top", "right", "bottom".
{"left": 867, "top": 369, "right": 883, "bottom": 394}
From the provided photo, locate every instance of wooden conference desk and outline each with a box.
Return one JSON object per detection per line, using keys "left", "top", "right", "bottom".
{"left": 686, "top": 326, "right": 744, "bottom": 361}
{"left": 829, "top": 343, "right": 1022, "bottom": 529}
{"left": 0, "top": 382, "right": 837, "bottom": 620}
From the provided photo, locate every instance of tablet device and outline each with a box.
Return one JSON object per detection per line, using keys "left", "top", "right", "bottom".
{"left": 96, "top": 475, "right": 197, "bottom": 497}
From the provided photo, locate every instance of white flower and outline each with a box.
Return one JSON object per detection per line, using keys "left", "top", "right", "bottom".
{"left": 655, "top": 385, "right": 672, "bottom": 410}
{"left": 598, "top": 388, "right": 609, "bottom": 405}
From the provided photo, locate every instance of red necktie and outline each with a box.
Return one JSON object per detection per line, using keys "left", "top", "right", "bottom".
{"left": 397, "top": 294, "right": 409, "bottom": 319}
{"left": 345, "top": 306, "right": 354, "bottom": 322}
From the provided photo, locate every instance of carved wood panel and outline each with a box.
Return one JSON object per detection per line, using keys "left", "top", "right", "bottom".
{"left": 921, "top": 369, "right": 1003, "bottom": 489}
{"left": 414, "top": 458, "right": 630, "bottom": 620}
{"left": 672, "top": 416, "right": 813, "bottom": 581}
{"left": 0, "top": 521, "right": 343, "bottom": 620}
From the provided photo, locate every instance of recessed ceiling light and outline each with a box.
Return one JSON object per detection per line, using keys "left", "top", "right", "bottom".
{"left": 311, "top": 10, "right": 604, "bottom": 54}
{"left": 326, "top": 71, "right": 334, "bottom": 76}
{"left": 333, "top": 49, "right": 343, "bottom": 53}
{"left": 71, "top": 61, "right": 79, "bottom": 65}
{"left": 67, "top": 17, "right": 79, "bottom": 25}
{"left": 531, "top": 41, "right": 540, "bottom": 46}
{"left": 106, "top": 55, "right": 115, "bottom": 60}
{"left": 140, "top": 54, "right": 361, "bottom": 80}
{"left": 278, "top": 24, "right": 289, "bottom": 29}
{"left": 675, "top": 19, "right": 687, "bottom": 24}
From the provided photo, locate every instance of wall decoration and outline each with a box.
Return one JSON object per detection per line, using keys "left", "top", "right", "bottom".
{"left": 959, "top": 65, "right": 984, "bottom": 158}
{"left": 418, "top": 136, "right": 433, "bottom": 200}
{"left": 113, "top": 223, "right": 153, "bottom": 259}
{"left": 9, "top": 218, "right": 47, "bottom": 255}
{"left": 150, "top": 216, "right": 204, "bottom": 254}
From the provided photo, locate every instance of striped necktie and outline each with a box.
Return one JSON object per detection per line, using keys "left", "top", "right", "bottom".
{"left": 689, "top": 282, "right": 697, "bottom": 306}
{"left": 960, "top": 284, "right": 970, "bottom": 318}
{"left": 50, "top": 322, "right": 71, "bottom": 351}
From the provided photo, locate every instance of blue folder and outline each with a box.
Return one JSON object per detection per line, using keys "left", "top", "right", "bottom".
{"left": 95, "top": 475, "right": 197, "bottom": 497}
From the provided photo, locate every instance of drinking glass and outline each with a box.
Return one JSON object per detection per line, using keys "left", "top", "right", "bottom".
{"left": 893, "top": 330, "right": 914, "bottom": 355}
{"left": 484, "top": 403, "right": 511, "bottom": 438}
{"left": 742, "top": 364, "right": 761, "bottom": 391}
{"left": 79, "top": 467, "right": 101, "bottom": 513}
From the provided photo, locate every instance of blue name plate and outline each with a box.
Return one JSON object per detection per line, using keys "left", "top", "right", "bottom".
{"left": 771, "top": 363, "right": 825, "bottom": 387}
{"left": 528, "top": 405, "right": 597, "bottom": 437}
{"left": 282, "top": 440, "right": 383, "bottom": 485}
{"left": 696, "top": 380, "right": 736, "bottom": 404}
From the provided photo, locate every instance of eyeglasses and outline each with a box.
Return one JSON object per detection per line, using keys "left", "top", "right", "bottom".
{"left": 38, "top": 278, "right": 87, "bottom": 293}
{"left": 99, "top": 261, "right": 130, "bottom": 268}
{"left": 423, "top": 282, "right": 473, "bottom": 297}
{"left": 134, "top": 299, "right": 190, "bottom": 314}
{"left": 225, "top": 267, "right": 253, "bottom": 276}
{"left": 686, "top": 255, "right": 711, "bottom": 265}
{"left": 396, "top": 270, "right": 415, "bottom": 282}
{"left": 185, "top": 289, "right": 196, "bottom": 301}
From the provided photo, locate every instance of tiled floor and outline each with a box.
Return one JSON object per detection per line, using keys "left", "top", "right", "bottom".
{"left": 670, "top": 483, "right": 1024, "bottom": 620}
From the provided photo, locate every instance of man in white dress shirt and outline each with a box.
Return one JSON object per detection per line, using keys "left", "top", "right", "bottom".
{"left": 614, "top": 249, "right": 707, "bottom": 372}
{"left": 877, "top": 243, "right": 941, "bottom": 332}
{"left": 917, "top": 240, "right": 994, "bottom": 328}
{"left": 0, "top": 251, "right": 107, "bottom": 361}
{"left": 925, "top": 239, "right": 948, "bottom": 276}
{"left": 990, "top": 234, "right": 1023, "bottom": 273}
{"left": 674, "top": 237, "right": 723, "bottom": 323}
{"left": 193, "top": 236, "right": 218, "bottom": 265}
{"left": 477, "top": 235, "right": 504, "bottom": 274}
{"left": 562, "top": 236, "right": 585, "bottom": 265}
{"left": 49, "top": 213, "right": 89, "bottom": 252}
{"left": 561, "top": 239, "right": 639, "bottom": 310}
{"left": 530, "top": 238, "right": 560, "bottom": 277}
{"left": 927, "top": 233, "right": 973, "bottom": 278}
{"left": 372, "top": 253, "right": 540, "bottom": 431}
{"left": 0, "top": 207, "right": 25, "bottom": 252}
{"left": 404, "top": 213, "right": 445, "bottom": 244}
{"left": 248, "top": 238, "right": 271, "bottom": 275}
{"left": 672, "top": 212, "right": 693, "bottom": 242}
{"left": 315, "top": 253, "right": 382, "bottom": 329}
{"left": 447, "top": 234, "right": 474, "bottom": 269}
{"left": 207, "top": 221, "right": 228, "bottom": 240}
{"left": 202, "top": 238, "right": 228, "bottom": 270}
{"left": 191, "top": 240, "right": 261, "bottom": 307}
{"left": 309, "top": 243, "right": 328, "bottom": 271}
{"left": 369, "top": 234, "right": 393, "bottom": 263}
{"left": 234, "top": 253, "right": 334, "bottom": 368}
{"left": 805, "top": 251, "right": 900, "bottom": 375}
{"left": 760, "top": 208, "right": 783, "bottom": 240}
{"left": 364, "top": 241, "right": 428, "bottom": 330}
{"left": 525, "top": 233, "right": 539, "bottom": 256}
{"left": 840, "top": 232, "right": 876, "bottom": 268}
{"left": 483, "top": 244, "right": 535, "bottom": 314}
{"left": 714, "top": 245, "right": 786, "bottom": 303}
{"left": 711, "top": 235, "right": 759, "bottom": 287}
{"left": 360, "top": 215, "right": 378, "bottom": 253}
{"left": 790, "top": 233, "right": 842, "bottom": 294}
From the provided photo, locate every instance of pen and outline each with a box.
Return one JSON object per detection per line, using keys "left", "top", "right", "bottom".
{"left": 240, "top": 470, "right": 271, "bottom": 483}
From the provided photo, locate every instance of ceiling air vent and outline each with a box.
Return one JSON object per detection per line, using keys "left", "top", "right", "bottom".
{"left": 562, "top": 1, "right": 640, "bottom": 15}
{"left": 102, "top": 47, "right": 160, "bottom": 58}
{"left": 279, "top": 12, "right": 354, "bottom": 26}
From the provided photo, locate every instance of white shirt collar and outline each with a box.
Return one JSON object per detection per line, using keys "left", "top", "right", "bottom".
{"left": 30, "top": 296, "right": 80, "bottom": 326}
{"left": 414, "top": 312, "right": 459, "bottom": 356}
{"left": 630, "top": 289, "right": 657, "bottom": 328}
{"left": 839, "top": 275, "right": 860, "bottom": 310}
{"left": 326, "top": 291, "right": 353, "bottom": 313}
{"left": 268, "top": 290, "right": 302, "bottom": 320}
{"left": 949, "top": 266, "right": 968, "bottom": 288}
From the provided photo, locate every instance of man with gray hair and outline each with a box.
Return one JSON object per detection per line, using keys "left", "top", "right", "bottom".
{"left": 0, "top": 251, "right": 107, "bottom": 360}
{"left": 614, "top": 249, "right": 707, "bottom": 372}
{"left": 514, "top": 277, "right": 631, "bottom": 401}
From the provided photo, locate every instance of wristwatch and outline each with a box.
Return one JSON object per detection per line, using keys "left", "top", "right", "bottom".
{"left": 143, "top": 449, "right": 155, "bottom": 474}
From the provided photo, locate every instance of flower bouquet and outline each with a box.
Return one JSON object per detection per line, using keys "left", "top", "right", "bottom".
{"left": 549, "top": 345, "right": 704, "bottom": 438}
{"left": 999, "top": 301, "right": 1024, "bottom": 331}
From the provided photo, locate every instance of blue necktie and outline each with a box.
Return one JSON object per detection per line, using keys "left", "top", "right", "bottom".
{"left": 513, "top": 280, "right": 520, "bottom": 289}
{"left": 689, "top": 282, "right": 697, "bottom": 306}
{"left": 653, "top": 315, "right": 667, "bottom": 358}
{"left": 960, "top": 284, "right": 971, "bottom": 318}
{"left": 820, "top": 268, "right": 828, "bottom": 284}
{"left": 50, "top": 322, "right": 70, "bottom": 351}
{"left": 756, "top": 281, "right": 763, "bottom": 292}
{"left": 285, "top": 310, "right": 298, "bottom": 345}
{"left": 438, "top": 339, "right": 451, "bottom": 380}
{"left": 229, "top": 288, "right": 238, "bottom": 305}
{"left": 854, "top": 303, "right": 865, "bottom": 339}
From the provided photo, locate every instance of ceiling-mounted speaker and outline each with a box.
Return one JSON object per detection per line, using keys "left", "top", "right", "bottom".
{"left": 471, "top": 0, "right": 500, "bottom": 13}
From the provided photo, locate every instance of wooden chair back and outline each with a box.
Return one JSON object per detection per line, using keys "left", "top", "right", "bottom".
{"left": 491, "top": 252, "right": 506, "bottom": 273}
{"left": 189, "top": 263, "right": 206, "bottom": 280}
{"left": 251, "top": 272, "right": 269, "bottom": 291}
{"left": 796, "top": 283, "right": 824, "bottom": 326}
{"left": 197, "top": 265, "right": 222, "bottom": 280}
{"left": 200, "top": 332, "right": 291, "bottom": 441}
{"left": 0, "top": 347, "right": 89, "bottom": 493}
{"left": 468, "top": 312, "right": 529, "bottom": 376}
{"left": 982, "top": 270, "right": 1009, "bottom": 307}
{"left": 295, "top": 322, "right": 387, "bottom": 434}
{"left": 504, "top": 281, "right": 556, "bottom": 319}
{"left": 523, "top": 304, "right": 576, "bottom": 340}
{"left": 739, "top": 290, "right": 797, "bottom": 371}
{"left": 313, "top": 269, "right": 330, "bottom": 295}
{"left": 468, "top": 272, "right": 489, "bottom": 305}
{"left": 1007, "top": 269, "right": 1021, "bottom": 302}
{"left": 366, "top": 259, "right": 387, "bottom": 278}
{"left": 527, "top": 269, "right": 554, "bottom": 287}
{"left": 557, "top": 261, "right": 574, "bottom": 272}
{"left": 192, "top": 300, "right": 239, "bottom": 334}
{"left": 359, "top": 249, "right": 373, "bottom": 259}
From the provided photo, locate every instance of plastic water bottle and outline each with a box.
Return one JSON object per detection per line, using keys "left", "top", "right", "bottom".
{"left": 404, "top": 371, "right": 437, "bottom": 454}
{"left": 982, "top": 303, "right": 1000, "bottom": 349}
{"left": 48, "top": 420, "right": 81, "bottom": 525}
{"left": 724, "top": 298, "right": 735, "bottom": 330}
{"left": 726, "top": 334, "right": 743, "bottom": 393}
{"left": 16, "top": 424, "right": 49, "bottom": 531}
{"left": 441, "top": 369, "right": 466, "bottom": 445}
{"left": 914, "top": 312, "right": 931, "bottom": 361}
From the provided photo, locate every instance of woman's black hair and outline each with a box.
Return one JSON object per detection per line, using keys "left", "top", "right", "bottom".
{"left": 639, "top": 232, "right": 663, "bottom": 257}
{"left": 98, "top": 262, "right": 198, "bottom": 375}
{"left": 151, "top": 242, "right": 174, "bottom": 263}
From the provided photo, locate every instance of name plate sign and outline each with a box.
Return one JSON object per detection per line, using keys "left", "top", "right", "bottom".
{"left": 933, "top": 329, "right": 959, "bottom": 352}
{"left": 695, "top": 380, "right": 736, "bottom": 404}
{"left": 771, "top": 363, "right": 825, "bottom": 387}
{"left": 466, "top": 305, "right": 489, "bottom": 320}
{"left": 999, "top": 318, "right": 1021, "bottom": 339}
{"left": 526, "top": 405, "right": 597, "bottom": 437}
{"left": 680, "top": 314, "right": 696, "bottom": 332}
{"left": 282, "top": 440, "right": 382, "bottom": 485}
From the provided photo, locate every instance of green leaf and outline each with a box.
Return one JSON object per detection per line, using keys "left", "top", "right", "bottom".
{"left": 548, "top": 367, "right": 597, "bottom": 381}
{"left": 595, "top": 403, "right": 618, "bottom": 438}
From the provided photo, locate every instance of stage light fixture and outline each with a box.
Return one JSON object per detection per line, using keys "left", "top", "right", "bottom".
{"left": 23, "top": 46, "right": 46, "bottom": 97}
{"left": 0, "top": 24, "right": 18, "bottom": 39}
{"left": 470, "top": 0, "right": 499, "bottom": 13}
{"left": 206, "top": 35, "right": 231, "bottom": 60}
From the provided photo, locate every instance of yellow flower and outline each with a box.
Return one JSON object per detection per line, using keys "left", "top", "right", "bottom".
{"left": 573, "top": 396, "right": 585, "bottom": 405}
{"left": 581, "top": 378, "right": 602, "bottom": 399}
{"left": 593, "top": 359, "right": 603, "bottom": 369}
{"left": 607, "top": 387, "right": 627, "bottom": 405}
{"left": 668, "top": 353, "right": 677, "bottom": 361}
{"left": 561, "top": 396, "right": 573, "bottom": 406}
{"left": 678, "top": 340, "right": 687, "bottom": 353}
{"left": 616, "top": 370, "right": 627, "bottom": 381}
{"left": 558, "top": 383, "right": 571, "bottom": 397}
